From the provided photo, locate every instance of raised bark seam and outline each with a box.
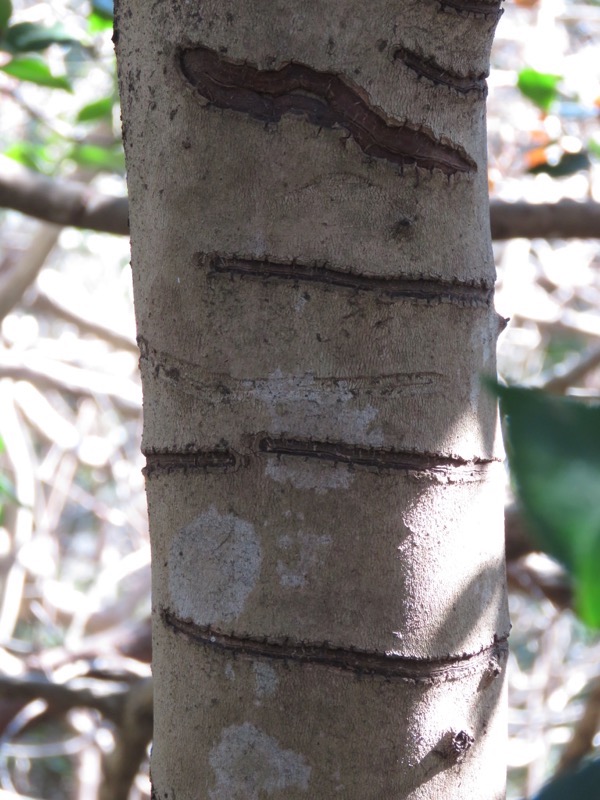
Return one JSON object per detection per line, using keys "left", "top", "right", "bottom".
{"left": 259, "top": 436, "right": 497, "bottom": 473}
{"left": 178, "top": 46, "right": 476, "bottom": 176}
{"left": 208, "top": 256, "right": 493, "bottom": 307}
{"left": 142, "top": 441, "right": 496, "bottom": 478}
{"left": 393, "top": 47, "right": 488, "bottom": 95}
{"left": 143, "top": 449, "right": 238, "bottom": 477}
{"left": 162, "top": 609, "right": 508, "bottom": 683}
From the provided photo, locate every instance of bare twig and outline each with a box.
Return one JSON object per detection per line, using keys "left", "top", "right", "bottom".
{"left": 544, "top": 347, "right": 600, "bottom": 394}
{"left": 0, "top": 351, "right": 141, "bottom": 416}
{"left": 0, "top": 674, "right": 128, "bottom": 723}
{"left": 31, "top": 288, "right": 138, "bottom": 355}
{"left": 99, "top": 678, "right": 153, "bottom": 800}
{"left": 0, "top": 224, "right": 61, "bottom": 324}
{"left": 0, "top": 381, "right": 35, "bottom": 643}
{"left": 556, "top": 676, "right": 600, "bottom": 774}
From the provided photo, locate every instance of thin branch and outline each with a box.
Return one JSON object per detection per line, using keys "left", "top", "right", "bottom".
{"left": 543, "top": 347, "right": 600, "bottom": 394}
{"left": 0, "top": 157, "right": 128, "bottom": 236}
{"left": 0, "top": 674, "right": 127, "bottom": 723}
{"left": 99, "top": 678, "right": 153, "bottom": 800}
{"left": 0, "top": 353, "right": 142, "bottom": 416}
{"left": 2, "top": 159, "right": 600, "bottom": 240}
{"left": 490, "top": 199, "right": 600, "bottom": 240}
{"left": 0, "top": 224, "right": 61, "bottom": 324}
{"left": 31, "top": 288, "right": 139, "bottom": 355}
{"left": 556, "top": 676, "right": 600, "bottom": 774}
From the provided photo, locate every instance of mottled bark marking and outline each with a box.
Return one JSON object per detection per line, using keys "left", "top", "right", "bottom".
{"left": 179, "top": 46, "right": 476, "bottom": 176}
{"left": 168, "top": 507, "right": 262, "bottom": 626}
{"left": 208, "top": 723, "right": 311, "bottom": 800}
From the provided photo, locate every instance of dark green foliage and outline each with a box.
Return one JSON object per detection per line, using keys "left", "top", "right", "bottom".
{"left": 76, "top": 95, "right": 114, "bottom": 122}
{"left": 495, "top": 385, "right": 600, "bottom": 627}
{"left": 0, "top": 55, "right": 72, "bottom": 90}
{"left": 0, "top": 0, "right": 11, "bottom": 33}
{"left": 1, "top": 21, "right": 77, "bottom": 52}
{"left": 528, "top": 150, "right": 591, "bottom": 177}
{"left": 530, "top": 759, "right": 600, "bottom": 800}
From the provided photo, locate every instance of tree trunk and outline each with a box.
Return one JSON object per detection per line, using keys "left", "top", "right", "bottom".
{"left": 115, "top": 1, "right": 510, "bottom": 797}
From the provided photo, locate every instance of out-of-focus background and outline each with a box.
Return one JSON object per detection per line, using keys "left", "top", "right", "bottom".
{"left": 0, "top": 1, "right": 599, "bottom": 798}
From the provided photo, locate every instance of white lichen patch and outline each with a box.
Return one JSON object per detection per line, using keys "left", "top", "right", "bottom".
{"left": 276, "top": 531, "right": 332, "bottom": 588}
{"left": 250, "top": 370, "right": 384, "bottom": 444}
{"left": 168, "top": 506, "right": 261, "bottom": 625}
{"left": 209, "top": 722, "right": 311, "bottom": 799}
{"left": 265, "top": 458, "right": 353, "bottom": 493}
{"left": 253, "top": 661, "right": 278, "bottom": 698}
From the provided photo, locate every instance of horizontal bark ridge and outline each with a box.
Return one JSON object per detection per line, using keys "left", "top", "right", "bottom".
{"left": 162, "top": 609, "right": 508, "bottom": 683}
{"left": 393, "top": 47, "right": 487, "bottom": 95}
{"left": 208, "top": 256, "right": 493, "bottom": 307}
{"left": 258, "top": 436, "right": 491, "bottom": 471}
{"left": 143, "top": 449, "right": 237, "bottom": 476}
{"left": 179, "top": 46, "right": 476, "bottom": 176}
{"left": 144, "top": 438, "right": 497, "bottom": 478}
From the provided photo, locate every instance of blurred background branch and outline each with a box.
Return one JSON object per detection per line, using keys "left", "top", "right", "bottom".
{"left": 2, "top": 158, "right": 600, "bottom": 240}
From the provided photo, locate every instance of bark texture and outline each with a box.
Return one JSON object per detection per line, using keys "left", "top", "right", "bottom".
{"left": 116, "top": 1, "right": 510, "bottom": 797}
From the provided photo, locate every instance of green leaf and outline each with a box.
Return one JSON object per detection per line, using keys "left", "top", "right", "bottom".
{"left": 2, "top": 21, "right": 77, "bottom": 52}
{"left": 76, "top": 95, "right": 114, "bottom": 123}
{"left": 91, "top": 0, "right": 114, "bottom": 20}
{"left": 67, "top": 142, "right": 124, "bottom": 173}
{"left": 531, "top": 758, "right": 600, "bottom": 800}
{"left": 495, "top": 385, "right": 600, "bottom": 627}
{"left": 87, "top": 12, "right": 112, "bottom": 34}
{"left": 578, "top": 534, "right": 600, "bottom": 627}
{"left": 0, "top": 0, "right": 12, "bottom": 34}
{"left": 588, "top": 136, "right": 600, "bottom": 159}
{"left": 4, "top": 141, "right": 54, "bottom": 173}
{"left": 517, "top": 67, "right": 562, "bottom": 112}
{"left": 0, "top": 56, "right": 72, "bottom": 90}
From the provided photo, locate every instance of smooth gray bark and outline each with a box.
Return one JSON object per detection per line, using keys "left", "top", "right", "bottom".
{"left": 116, "top": 1, "right": 510, "bottom": 797}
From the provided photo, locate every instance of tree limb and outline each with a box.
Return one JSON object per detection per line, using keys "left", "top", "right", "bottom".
{"left": 0, "top": 674, "right": 127, "bottom": 723}
{"left": 490, "top": 199, "right": 600, "bottom": 240}
{"left": 2, "top": 158, "right": 600, "bottom": 240}
{"left": 0, "top": 157, "right": 129, "bottom": 236}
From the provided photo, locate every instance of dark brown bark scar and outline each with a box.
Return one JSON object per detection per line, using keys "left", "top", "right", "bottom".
{"left": 394, "top": 47, "right": 487, "bottom": 95}
{"left": 178, "top": 46, "right": 476, "bottom": 176}
{"left": 438, "top": 0, "right": 504, "bottom": 20}
{"left": 143, "top": 448, "right": 239, "bottom": 477}
{"left": 435, "top": 730, "right": 475, "bottom": 762}
{"left": 259, "top": 436, "right": 498, "bottom": 473}
{"left": 162, "top": 608, "right": 509, "bottom": 683}
{"left": 208, "top": 255, "right": 493, "bottom": 307}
